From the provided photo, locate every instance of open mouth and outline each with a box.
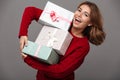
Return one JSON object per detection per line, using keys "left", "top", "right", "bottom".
{"left": 74, "top": 17, "right": 82, "bottom": 23}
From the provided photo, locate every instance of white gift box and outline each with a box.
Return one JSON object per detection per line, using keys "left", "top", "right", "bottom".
{"left": 38, "top": 1, "right": 74, "bottom": 31}
{"left": 35, "top": 26, "right": 73, "bottom": 55}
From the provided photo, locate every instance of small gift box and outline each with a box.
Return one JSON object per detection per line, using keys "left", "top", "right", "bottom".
{"left": 35, "top": 26, "right": 73, "bottom": 55}
{"left": 38, "top": 1, "right": 74, "bottom": 31}
{"left": 22, "top": 41, "right": 59, "bottom": 64}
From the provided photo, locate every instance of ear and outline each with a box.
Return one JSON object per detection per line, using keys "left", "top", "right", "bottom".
{"left": 88, "top": 23, "right": 92, "bottom": 26}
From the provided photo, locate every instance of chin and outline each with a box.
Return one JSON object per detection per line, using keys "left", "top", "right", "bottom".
{"left": 73, "top": 23, "right": 79, "bottom": 28}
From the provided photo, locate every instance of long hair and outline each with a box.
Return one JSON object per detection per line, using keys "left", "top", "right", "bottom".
{"left": 78, "top": 1, "right": 106, "bottom": 45}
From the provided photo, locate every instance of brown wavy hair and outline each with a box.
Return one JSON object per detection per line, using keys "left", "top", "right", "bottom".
{"left": 78, "top": 1, "right": 106, "bottom": 46}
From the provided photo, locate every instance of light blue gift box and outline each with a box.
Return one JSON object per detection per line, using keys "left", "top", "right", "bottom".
{"left": 22, "top": 41, "right": 59, "bottom": 64}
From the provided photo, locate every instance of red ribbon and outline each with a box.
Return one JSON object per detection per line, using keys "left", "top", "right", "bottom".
{"left": 44, "top": 10, "right": 72, "bottom": 23}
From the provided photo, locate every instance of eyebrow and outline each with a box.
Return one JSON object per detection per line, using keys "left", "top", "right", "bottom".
{"left": 79, "top": 7, "right": 90, "bottom": 16}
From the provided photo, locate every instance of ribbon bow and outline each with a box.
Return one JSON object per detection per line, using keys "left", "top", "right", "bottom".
{"left": 50, "top": 11, "right": 59, "bottom": 22}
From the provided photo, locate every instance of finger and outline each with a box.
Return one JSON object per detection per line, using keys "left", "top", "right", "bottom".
{"left": 25, "top": 39, "right": 28, "bottom": 47}
{"left": 21, "top": 53, "right": 27, "bottom": 59}
{"left": 21, "top": 53, "right": 25, "bottom": 59}
{"left": 19, "top": 40, "right": 24, "bottom": 52}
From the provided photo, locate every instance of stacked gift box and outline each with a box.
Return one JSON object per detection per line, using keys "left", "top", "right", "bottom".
{"left": 22, "top": 1, "right": 74, "bottom": 64}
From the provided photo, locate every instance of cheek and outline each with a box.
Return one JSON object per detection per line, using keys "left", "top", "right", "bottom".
{"left": 81, "top": 19, "right": 90, "bottom": 27}
{"left": 83, "top": 18, "right": 91, "bottom": 24}
{"left": 73, "top": 12, "right": 77, "bottom": 18}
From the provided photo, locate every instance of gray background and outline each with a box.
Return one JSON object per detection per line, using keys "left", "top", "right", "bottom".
{"left": 0, "top": 0, "right": 120, "bottom": 80}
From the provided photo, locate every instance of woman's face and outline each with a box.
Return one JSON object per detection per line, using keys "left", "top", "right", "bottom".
{"left": 73, "top": 4, "right": 92, "bottom": 30}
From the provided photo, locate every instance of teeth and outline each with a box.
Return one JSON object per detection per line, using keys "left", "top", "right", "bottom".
{"left": 75, "top": 18, "right": 81, "bottom": 22}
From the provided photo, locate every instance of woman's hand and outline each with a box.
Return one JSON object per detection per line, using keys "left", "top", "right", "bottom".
{"left": 21, "top": 53, "right": 28, "bottom": 59}
{"left": 19, "top": 36, "right": 28, "bottom": 59}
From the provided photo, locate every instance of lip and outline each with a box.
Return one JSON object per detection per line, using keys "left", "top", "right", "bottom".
{"left": 73, "top": 17, "right": 81, "bottom": 25}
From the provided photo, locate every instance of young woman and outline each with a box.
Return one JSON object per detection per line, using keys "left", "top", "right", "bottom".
{"left": 19, "top": 1, "right": 106, "bottom": 80}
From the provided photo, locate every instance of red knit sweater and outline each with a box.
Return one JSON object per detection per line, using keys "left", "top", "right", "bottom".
{"left": 19, "top": 7, "right": 90, "bottom": 80}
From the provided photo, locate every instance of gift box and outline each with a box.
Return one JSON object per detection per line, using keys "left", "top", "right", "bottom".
{"left": 35, "top": 26, "right": 73, "bottom": 55}
{"left": 22, "top": 41, "right": 59, "bottom": 64}
{"left": 38, "top": 1, "right": 74, "bottom": 31}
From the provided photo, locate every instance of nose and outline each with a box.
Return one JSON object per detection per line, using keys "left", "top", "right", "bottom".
{"left": 77, "top": 12, "right": 82, "bottom": 17}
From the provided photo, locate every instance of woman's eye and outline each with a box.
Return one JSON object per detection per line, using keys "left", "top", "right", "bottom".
{"left": 84, "top": 13, "right": 89, "bottom": 17}
{"left": 77, "top": 8, "right": 81, "bottom": 12}
{"left": 85, "top": 14, "right": 88, "bottom": 17}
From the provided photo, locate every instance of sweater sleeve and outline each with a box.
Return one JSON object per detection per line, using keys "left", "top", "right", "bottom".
{"left": 18, "top": 6, "right": 43, "bottom": 37}
{"left": 24, "top": 45, "right": 89, "bottom": 79}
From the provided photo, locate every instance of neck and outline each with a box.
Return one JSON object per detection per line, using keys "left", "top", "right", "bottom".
{"left": 71, "top": 27, "right": 84, "bottom": 38}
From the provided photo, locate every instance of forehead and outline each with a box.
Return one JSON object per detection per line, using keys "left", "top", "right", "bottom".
{"left": 79, "top": 5, "right": 91, "bottom": 14}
